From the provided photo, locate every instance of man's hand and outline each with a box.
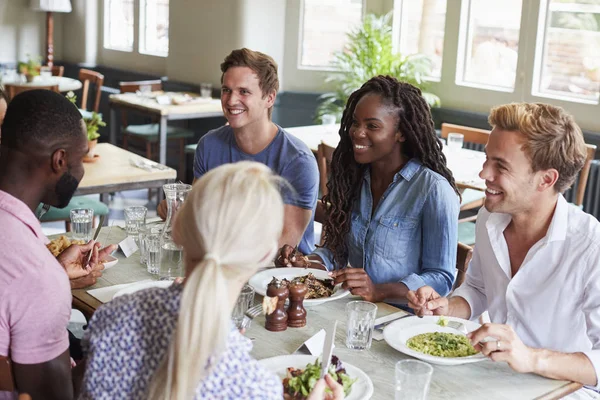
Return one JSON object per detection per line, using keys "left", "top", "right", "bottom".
{"left": 70, "top": 263, "right": 104, "bottom": 289}
{"left": 306, "top": 374, "right": 344, "bottom": 400}
{"left": 157, "top": 199, "right": 168, "bottom": 220}
{"left": 274, "top": 244, "right": 310, "bottom": 268}
{"left": 56, "top": 241, "right": 100, "bottom": 280}
{"left": 407, "top": 286, "right": 449, "bottom": 316}
{"left": 468, "top": 323, "right": 537, "bottom": 374}
{"left": 331, "top": 268, "right": 380, "bottom": 302}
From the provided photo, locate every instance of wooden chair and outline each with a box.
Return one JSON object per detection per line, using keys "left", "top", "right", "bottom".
{"left": 453, "top": 242, "right": 473, "bottom": 291}
{"left": 441, "top": 123, "right": 490, "bottom": 146}
{"left": 574, "top": 144, "right": 597, "bottom": 207}
{"left": 78, "top": 69, "right": 104, "bottom": 113}
{"left": 0, "top": 355, "right": 15, "bottom": 392}
{"left": 4, "top": 84, "right": 59, "bottom": 99}
{"left": 316, "top": 141, "right": 336, "bottom": 197}
{"left": 51, "top": 65, "right": 64, "bottom": 77}
{"left": 119, "top": 80, "right": 194, "bottom": 179}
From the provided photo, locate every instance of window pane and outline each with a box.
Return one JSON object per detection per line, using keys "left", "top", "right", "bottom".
{"left": 104, "top": 0, "right": 134, "bottom": 51}
{"left": 300, "top": 0, "right": 363, "bottom": 68}
{"left": 535, "top": 0, "right": 600, "bottom": 103}
{"left": 458, "top": 0, "right": 522, "bottom": 89}
{"left": 397, "top": 0, "right": 447, "bottom": 80}
{"left": 140, "top": 0, "right": 169, "bottom": 56}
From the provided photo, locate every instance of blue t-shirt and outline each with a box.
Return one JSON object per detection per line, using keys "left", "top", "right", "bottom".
{"left": 193, "top": 124, "right": 319, "bottom": 254}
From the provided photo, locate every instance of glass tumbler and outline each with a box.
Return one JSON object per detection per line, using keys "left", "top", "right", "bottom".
{"left": 345, "top": 301, "right": 377, "bottom": 350}
{"left": 124, "top": 206, "right": 147, "bottom": 243}
{"left": 395, "top": 360, "right": 433, "bottom": 400}
{"left": 232, "top": 284, "right": 255, "bottom": 329}
{"left": 70, "top": 208, "right": 94, "bottom": 241}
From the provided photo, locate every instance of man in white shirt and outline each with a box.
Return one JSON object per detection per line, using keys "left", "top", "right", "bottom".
{"left": 408, "top": 102, "right": 600, "bottom": 395}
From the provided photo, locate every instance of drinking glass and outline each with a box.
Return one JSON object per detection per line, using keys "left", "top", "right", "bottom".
{"left": 145, "top": 232, "right": 161, "bottom": 275}
{"left": 70, "top": 208, "right": 94, "bottom": 241}
{"left": 138, "top": 225, "right": 149, "bottom": 264}
{"left": 395, "top": 360, "right": 433, "bottom": 400}
{"left": 39, "top": 66, "right": 52, "bottom": 80}
{"left": 200, "top": 82, "right": 212, "bottom": 99}
{"left": 124, "top": 206, "right": 147, "bottom": 243}
{"left": 345, "top": 301, "right": 377, "bottom": 350}
{"left": 321, "top": 114, "right": 336, "bottom": 125}
{"left": 447, "top": 133, "right": 464, "bottom": 151}
{"left": 232, "top": 284, "right": 255, "bottom": 329}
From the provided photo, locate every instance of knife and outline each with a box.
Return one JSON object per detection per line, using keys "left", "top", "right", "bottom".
{"left": 320, "top": 320, "right": 337, "bottom": 379}
{"left": 85, "top": 215, "right": 105, "bottom": 266}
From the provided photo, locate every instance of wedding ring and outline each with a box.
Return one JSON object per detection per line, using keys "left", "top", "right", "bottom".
{"left": 497, "top": 340, "right": 501, "bottom": 350}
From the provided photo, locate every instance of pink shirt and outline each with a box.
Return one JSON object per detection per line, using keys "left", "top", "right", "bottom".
{"left": 0, "top": 190, "right": 70, "bottom": 366}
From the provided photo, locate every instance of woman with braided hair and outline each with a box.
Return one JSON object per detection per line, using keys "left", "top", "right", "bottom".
{"left": 277, "top": 76, "right": 459, "bottom": 304}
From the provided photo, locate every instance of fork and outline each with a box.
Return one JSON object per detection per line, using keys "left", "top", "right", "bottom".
{"left": 447, "top": 320, "right": 468, "bottom": 335}
{"left": 37, "top": 203, "right": 51, "bottom": 220}
{"left": 239, "top": 303, "right": 263, "bottom": 330}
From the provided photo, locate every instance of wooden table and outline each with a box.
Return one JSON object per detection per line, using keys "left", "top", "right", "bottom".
{"left": 76, "top": 143, "right": 177, "bottom": 205}
{"left": 2, "top": 76, "right": 82, "bottom": 92}
{"left": 285, "top": 124, "right": 486, "bottom": 191}
{"left": 108, "top": 92, "right": 224, "bottom": 165}
{"left": 71, "top": 226, "right": 580, "bottom": 400}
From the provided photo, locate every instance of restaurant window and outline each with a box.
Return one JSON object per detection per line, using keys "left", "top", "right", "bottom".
{"left": 299, "top": 0, "right": 364, "bottom": 69}
{"left": 456, "top": 0, "right": 523, "bottom": 91}
{"left": 394, "top": 0, "right": 447, "bottom": 81}
{"left": 533, "top": 0, "right": 600, "bottom": 104}
{"left": 139, "top": 0, "right": 170, "bottom": 56}
{"left": 103, "top": 0, "right": 134, "bottom": 52}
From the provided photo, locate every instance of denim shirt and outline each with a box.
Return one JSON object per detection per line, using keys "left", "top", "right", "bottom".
{"left": 313, "top": 159, "right": 459, "bottom": 297}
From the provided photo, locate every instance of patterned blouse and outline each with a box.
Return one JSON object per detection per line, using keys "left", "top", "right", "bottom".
{"left": 79, "top": 284, "right": 282, "bottom": 400}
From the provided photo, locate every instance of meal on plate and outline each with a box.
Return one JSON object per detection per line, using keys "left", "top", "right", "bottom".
{"left": 407, "top": 332, "right": 478, "bottom": 358}
{"left": 282, "top": 355, "right": 356, "bottom": 400}
{"left": 280, "top": 273, "right": 335, "bottom": 299}
{"left": 46, "top": 235, "right": 86, "bottom": 257}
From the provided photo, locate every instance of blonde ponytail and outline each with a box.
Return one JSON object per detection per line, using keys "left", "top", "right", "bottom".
{"left": 147, "top": 161, "right": 285, "bottom": 400}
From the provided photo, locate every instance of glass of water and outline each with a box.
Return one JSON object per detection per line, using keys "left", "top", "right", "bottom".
{"left": 395, "top": 360, "right": 433, "bottom": 400}
{"left": 124, "top": 206, "right": 147, "bottom": 242}
{"left": 145, "top": 232, "right": 161, "bottom": 275}
{"left": 200, "top": 82, "right": 212, "bottom": 99}
{"left": 447, "top": 133, "right": 464, "bottom": 152}
{"left": 345, "top": 301, "right": 377, "bottom": 350}
{"left": 70, "top": 208, "right": 94, "bottom": 241}
{"left": 232, "top": 284, "right": 255, "bottom": 329}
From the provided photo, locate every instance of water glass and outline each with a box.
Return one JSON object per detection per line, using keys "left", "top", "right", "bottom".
{"left": 124, "top": 206, "right": 147, "bottom": 242}
{"left": 321, "top": 114, "right": 336, "bottom": 125}
{"left": 145, "top": 232, "right": 161, "bottom": 275}
{"left": 70, "top": 208, "right": 94, "bottom": 241}
{"left": 345, "top": 301, "right": 377, "bottom": 350}
{"left": 232, "top": 284, "right": 255, "bottom": 329}
{"left": 39, "top": 66, "right": 52, "bottom": 80}
{"left": 200, "top": 82, "right": 212, "bottom": 99}
{"left": 395, "top": 360, "right": 433, "bottom": 400}
{"left": 447, "top": 133, "right": 464, "bottom": 151}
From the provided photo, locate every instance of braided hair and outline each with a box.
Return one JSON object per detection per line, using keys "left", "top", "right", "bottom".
{"left": 322, "top": 75, "right": 460, "bottom": 268}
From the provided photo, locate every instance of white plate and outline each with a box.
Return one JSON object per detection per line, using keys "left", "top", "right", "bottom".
{"left": 101, "top": 255, "right": 118, "bottom": 269}
{"left": 248, "top": 268, "right": 349, "bottom": 306}
{"left": 258, "top": 354, "right": 373, "bottom": 400}
{"left": 112, "top": 280, "right": 172, "bottom": 299}
{"left": 383, "top": 315, "right": 487, "bottom": 366}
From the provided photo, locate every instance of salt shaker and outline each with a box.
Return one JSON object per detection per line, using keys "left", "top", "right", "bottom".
{"left": 287, "top": 281, "right": 307, "bottom": 328}
{"left": 265, "top": 277, "right": 289, "bottom": 332}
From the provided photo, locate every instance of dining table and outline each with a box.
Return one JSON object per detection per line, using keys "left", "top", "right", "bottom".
{"left": 108, "top": 92, "right": 224, "bottom": 165}
{"left": 1, "top": 75, "right": 82, "bottom": 92}
{"left": 66, "top": 226, "right": 580, "bottom": 400}
{"left": 285, "top": 124, "right": 487, "bottom": 191}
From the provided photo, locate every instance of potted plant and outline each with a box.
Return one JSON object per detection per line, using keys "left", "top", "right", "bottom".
{"left": 17, "top": 55, "right": 42, "bottom": 83}
{"left": 66, "top": 92, "right": 106, "bottom": 160}
{"left": 316, "top": 13, "right": 440, "bottom": 122}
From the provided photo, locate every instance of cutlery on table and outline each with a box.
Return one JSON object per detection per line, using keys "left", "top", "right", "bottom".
{"left": 320, "top": 320, "right": 337, "bottom": 378}
{"left": 240, "top": 303, "right": 263, "bottom": 330}
{"left": 374, "top": 314, "right": 412, "bottom": 331}
{"left": 86, "top": 215, "right": 105, "bottom": 266}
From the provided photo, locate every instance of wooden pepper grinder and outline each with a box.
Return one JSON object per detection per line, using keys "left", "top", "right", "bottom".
{"left": 265, "top": 278, "right": 289, "bottom": 332}
{"left": 287, "top": 281, "right": 307, "bottom": 328}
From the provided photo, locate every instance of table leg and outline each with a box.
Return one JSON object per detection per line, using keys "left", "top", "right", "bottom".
{"left": 109, "top": 106, "right": 118, "bottom": 144}
{"left": 159, "top": 116, "right": 167, "bottom": 165}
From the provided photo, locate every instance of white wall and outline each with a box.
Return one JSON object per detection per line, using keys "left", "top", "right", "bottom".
{"left": 0, "top": 0, "right": 65, "bottom": 64}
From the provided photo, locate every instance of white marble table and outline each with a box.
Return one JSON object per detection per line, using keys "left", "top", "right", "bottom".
{"left": 2, "top": 76, "right": 82, "bottom": 92}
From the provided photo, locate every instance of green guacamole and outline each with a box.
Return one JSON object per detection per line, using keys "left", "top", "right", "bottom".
{"left": 407, "top": 332, "right": 478, "bottom": 358}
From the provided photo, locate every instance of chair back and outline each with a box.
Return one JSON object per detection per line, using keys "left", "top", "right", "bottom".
{"left": 441, "top": 123, "right": 490, "bottom": 145}
{"left": 0, "top": 355, "right": 15, "bottom": 392}
{"left": 574, "top": 144, "right": 597, "bottom": 207}
{"left": 51, "top": 65, "right": 64, "bottom": 77}
{"left": 316, "top": 141, "right": 336, "bottom": 197}
{"left": 119, "top": 79, "right": 162, "bottom": 94}
{"left": 4, "top": 84, "right": 59, "bottom": 100}
{"left": 453, "top": 242, "right": 473, "bottom": 291}
{"left": 78, "top": 68, "right": 104, "bottom": 113}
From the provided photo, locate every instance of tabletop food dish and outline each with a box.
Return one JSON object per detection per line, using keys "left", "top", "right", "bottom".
{"left": 383, "top": 315, "right": 487, "bottom": 366}
{"left": 47, "top": 235, "right": 86, "bottom": 256}
{"left": 259, "top": 354, "right": 373, "bottom": 400}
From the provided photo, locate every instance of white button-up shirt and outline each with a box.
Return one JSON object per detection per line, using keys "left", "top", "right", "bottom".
{"left": 453, "top": 195, "right": 600, "bottom": 391}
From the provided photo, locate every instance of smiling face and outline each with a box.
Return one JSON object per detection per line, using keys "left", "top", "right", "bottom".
{"left": 349, "top": 93, "right": 405, "bottom": 165}
{"left": 480, "top": 128, "right": 552, "bottom": 215}
{"left": 220, "top": 66, "right": 275, "bottom": 130}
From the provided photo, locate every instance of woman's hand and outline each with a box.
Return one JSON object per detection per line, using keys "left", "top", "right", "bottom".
{"left": 307, "top": 374, "right": 345, "bottom": 400}
{"left": 330, "top": 268, "right": 380, "bottom": 302}
{"left": 274, "top": 244, "right": 311, "bottom": 268}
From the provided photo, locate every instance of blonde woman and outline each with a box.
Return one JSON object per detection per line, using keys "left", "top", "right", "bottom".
{"left": 78, "top": 161, "right": 343, "bottom": 400}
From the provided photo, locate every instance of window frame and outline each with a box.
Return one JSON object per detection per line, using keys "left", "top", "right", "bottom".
{"left": 138, "top": 0, "right": 169, "bottom": 58}
{"left": 103, "top": 0, "right": 135, "bottom": 53}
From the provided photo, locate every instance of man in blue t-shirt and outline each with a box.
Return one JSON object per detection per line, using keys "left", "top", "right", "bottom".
{"left": 158, "top": 48, "right": 318, "bottom": 254}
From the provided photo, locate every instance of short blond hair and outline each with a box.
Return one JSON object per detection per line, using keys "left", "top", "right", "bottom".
{"left": 489, "top": 102, "right": 587, "bottom": 193}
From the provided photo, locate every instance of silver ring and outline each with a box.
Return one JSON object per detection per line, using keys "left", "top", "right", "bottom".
{"left": 497, "top": 340, "right": 501, "bottom": 350}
